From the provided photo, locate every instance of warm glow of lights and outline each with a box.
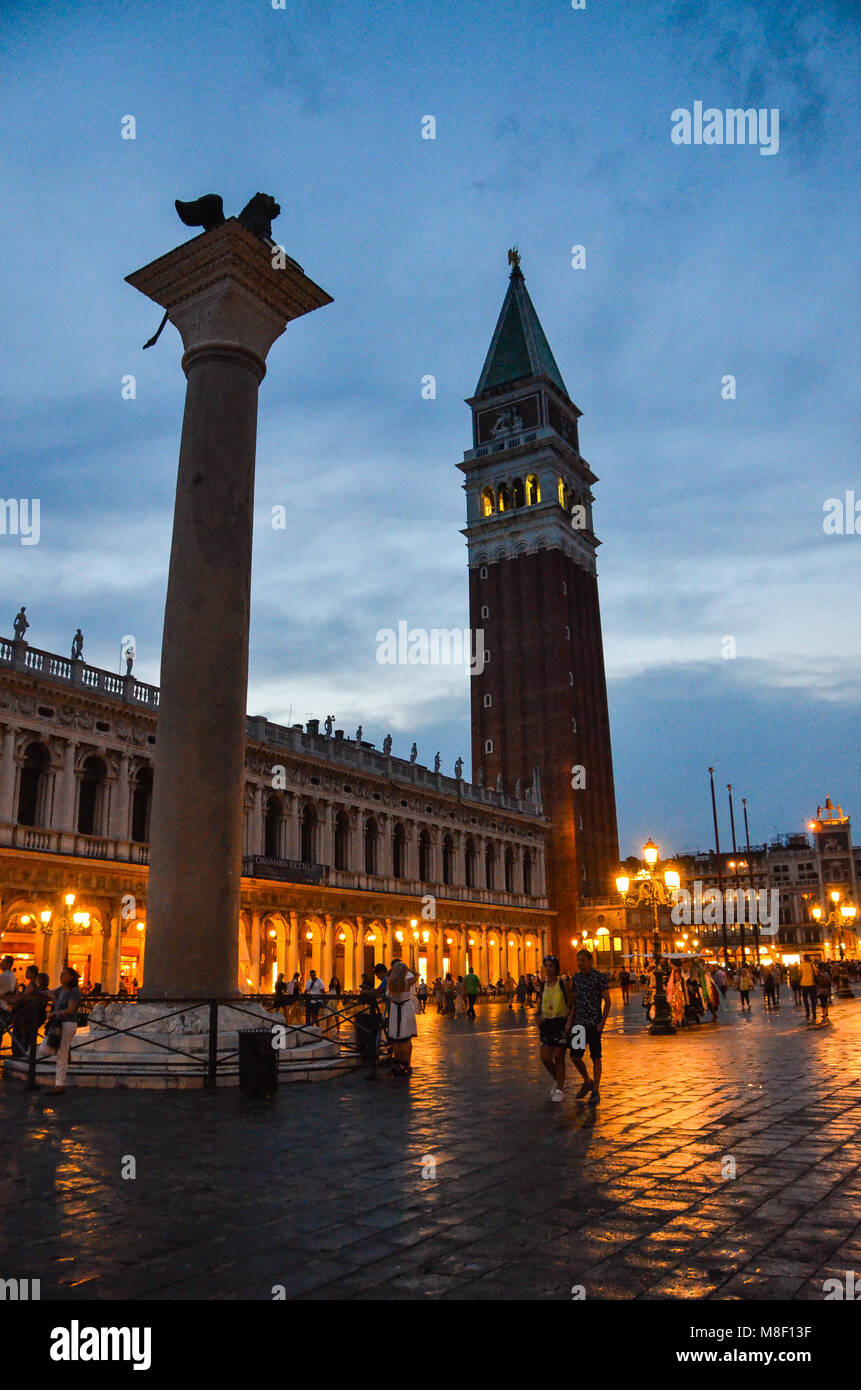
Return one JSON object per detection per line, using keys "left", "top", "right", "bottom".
{"left": 338, "top": 932, "right": 346, "bottom": 942}
{"left": 596, "top": 927, "right": 609, "bottom": 937}
{"left": 366, "top": 934, "right": 376, "bottom": 943}
{"left": 664, "top": 869, "right": 680, "bottom": 891}
{"left": 830, "top": 890, "right": 841, "bottom": 903}
{"left": 422, "top": 931, "right": 429, "bottom": 943}
{"left": 64, "top": 893, "right": 75, "bottom": 908}
{"left": 40, "top": 910, "right": 52, "bottom": 925}
{"left": 268, "top": 928, "right": 277, "bottom": 938}
{"left": 20, "top": 914, "right": 31, "bottom": 925}
{"left": 812, "top": 906, "right": 822, "bottom": 921}
{"left": 446, "top": 937, "right": 453, "bottom": 945}
{"left": 643, "top": 839, "right": 659, "bottom": 866}
{"left": 489, "top": 938, "right": 496, "bottom": 946}
{"left": 526, "top": 939, "right": 532, "bottom": 946}
{"left": 841, "top": 905, "right": 856, "bottom": 920}
{"left": 410, "top": 919, "right": 418, "bottom": 929}
{"left": 616, "top": 874, "right": 630, "bottom": 895}
{"left": 305, "top": 930, "right": 313, "bottom": 940}
{"left": 136, "top": 921, "right": 144, "bottom": 932}
{"left": 468, "top": 938, "right": 475, "bottom": 946}
{"left": 395, "top": 930, "right": 404, "bottom": 942}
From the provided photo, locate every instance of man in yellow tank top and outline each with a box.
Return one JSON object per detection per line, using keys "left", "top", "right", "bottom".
{"left": 536, "top": 955, "right": 572, "bottom": 1102}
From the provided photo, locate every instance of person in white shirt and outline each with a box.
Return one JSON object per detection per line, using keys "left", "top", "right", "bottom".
{"left": 304, "top": 969, "right": 326, "bottom": 1021}
{"left": 0, "top": 956, "right": 17, "bottom": 1036}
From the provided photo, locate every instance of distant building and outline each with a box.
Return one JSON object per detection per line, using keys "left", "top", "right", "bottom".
{"left": 0, "top": 636, "right": 551, "bottom": 992}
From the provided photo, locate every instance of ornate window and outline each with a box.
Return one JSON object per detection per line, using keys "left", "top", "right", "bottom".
{"left": 523, "top": 850, "right": 533, "bottom": 896}
{"left": 505, "top": 848, "right": 514, "bottom": 893}
{"left": 300, "top": 804, "right": 318, "bottom": 864}
{"left": 392, "top": 822, "right": 406, "bottom": 879}
{"left": 77, "top": 756, "right": 107, "bottom": 837}
{"left": 364, "top": 816, "right": 379, "bottom": 875}
{"left": 17, "top": 742, "right": 50, "bottom": 828}
{"left": 512, "top": 477, "right": 525, "bottom": 508}
{"left": 485, "top": 843, "right": 496, "bottom": 891}
{"left": 442, "top": 833, "right": 454, "bottom": 885}
{"left": 497, "top": 483, "right": 510, "bottom": 512}
{"left": 334, "top": 809, "right": 350, "bottom": 871}
{"left": 465, "top": 837, "right": 477, "bottom": 889}
{"left": 419, "top": 829, "right": 432, "bottom": 881}
{"left": 131, "top": 766, "right": 153, "bottom": 844}
{"left": 526, "top": 474, "right": 541, "bottom": 506}
{"left": 481, "top": 488, "right": 495, "bottom": 517}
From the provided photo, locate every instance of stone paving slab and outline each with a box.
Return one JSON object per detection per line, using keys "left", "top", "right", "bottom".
{"left": 1, "top": 990, "right": 860, "bottom": 1301}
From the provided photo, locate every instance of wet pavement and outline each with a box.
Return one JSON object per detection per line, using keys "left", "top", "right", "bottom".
{"left": 2, "top": 988, "right": 860, "bottom": 1301}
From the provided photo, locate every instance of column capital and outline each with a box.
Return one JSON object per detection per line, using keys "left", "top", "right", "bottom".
{"left": 126, "top": 220, "right": 332, "bottom": 371}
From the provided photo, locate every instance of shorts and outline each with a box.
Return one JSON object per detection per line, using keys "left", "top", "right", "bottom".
{"left": 539, "top": 1018, "right": 568, "bottom": 1050}
{"left": 570, "top": 1025, "right": 602, "bottom": 1060}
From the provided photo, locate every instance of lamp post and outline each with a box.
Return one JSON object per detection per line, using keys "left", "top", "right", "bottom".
{"left": 727, "top": 785, "right": 747, "bottom": 971}
{"left": 741, "top": 798, "right": 761, "bottom": 967}
{"left": 708, "top": 768, "right": 731, "bottom": 968}
{"left": 616, "top": 839, "right": 679, "bottom": 1035}
{"left": 811, "top": 891, "right": 856, "bottom": 998}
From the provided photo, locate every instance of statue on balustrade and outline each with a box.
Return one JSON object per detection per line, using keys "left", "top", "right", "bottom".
{"left": 409, "top": 742, "right": 418, "bottom": 764}
{"left": 382, "top": 734, "right": 392, "bottom": 756}
{"left": 13, "top": 607, "right": 28, "bottom": 641}
{"left": 355, "top": 724, "right": 363, "bottom": 744}
{"left": 71, "top": 629, "right": 84, "bottom": 661}
{"left": 434, "top": 752, "right": 441, "bottom": 773}
{"left": 324, "top": 714, "right": 334, "bottom": 737}
{"left": 454, "top": 756, "right": 464, "bottom": 779}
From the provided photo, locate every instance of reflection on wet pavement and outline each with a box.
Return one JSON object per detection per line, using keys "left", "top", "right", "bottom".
{"left": 1, "top": 989, "right": 860, "bottom": 1300}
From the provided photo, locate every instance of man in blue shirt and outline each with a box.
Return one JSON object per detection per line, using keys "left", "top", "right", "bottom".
{"left": 565, "top": 949, "right": 611, "bottom": 1106}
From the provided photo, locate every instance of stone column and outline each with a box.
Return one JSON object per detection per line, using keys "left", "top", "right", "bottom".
{"left": 127, "top": 219, "right": 331, "bottom": 999}
{"left": 249, "top": 909, "right": 261, "bottom": 990}
{"left": 0, "top": 726, "right": 16, "bottom": 824}
{"left": 103, "top": 899, "right": 123, "bottom": 994}
{"left": 110, "top": 755, "right": 131, "bottom": 842}
{"left": 287, "top": 910, "right": 300, "bottom": 978}
{"left": 56, "top": 739, "right": 78, "bottom": 832}
{"left": 321, "top": 913, "right": 334, "bottom": 986}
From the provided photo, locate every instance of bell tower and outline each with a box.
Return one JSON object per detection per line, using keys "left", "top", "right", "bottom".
{"left": 459, "top": 251, "right": 619, "bottom": 965}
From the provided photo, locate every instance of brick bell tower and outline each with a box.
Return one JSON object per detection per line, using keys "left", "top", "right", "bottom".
{"left": 459, "top": 250, "right": 619, "bottom": 967}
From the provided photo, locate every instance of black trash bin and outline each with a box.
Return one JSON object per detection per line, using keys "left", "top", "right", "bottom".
{"left": 238, "top": 1027, "right": 278, "bottom": 1098}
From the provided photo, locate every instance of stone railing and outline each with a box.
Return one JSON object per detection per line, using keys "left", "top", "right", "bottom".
{"left": 2, "top": 823, "right": 150, "bottom": 864}
{"left": 245, "top": 715, "right": 544, "bottom": 818}
{"left": 0, "top": 638, "right": 159, "bottom": 709}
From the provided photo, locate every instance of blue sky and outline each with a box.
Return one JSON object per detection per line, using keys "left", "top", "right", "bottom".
{"left": 1, "top": 0, "right": 859, "bottom": 860}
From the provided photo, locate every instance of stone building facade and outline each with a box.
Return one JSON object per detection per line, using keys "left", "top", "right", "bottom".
{"left": 0, "top": 635, "right": 552, "bottom": 992}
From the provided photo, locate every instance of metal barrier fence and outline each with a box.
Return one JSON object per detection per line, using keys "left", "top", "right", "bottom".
{"left": 0, "top": 991, "right": 388, "bottom": 1089}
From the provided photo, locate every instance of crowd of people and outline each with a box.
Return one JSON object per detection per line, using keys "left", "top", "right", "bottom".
{"left": 2, "top": 946, "right": 851, "bottom": 1095}
{"left": 627, "top": 955, "right": 844, "bottom": 1027}
{"left": 0, "top": 955, "right": 82, "bottom": 1093}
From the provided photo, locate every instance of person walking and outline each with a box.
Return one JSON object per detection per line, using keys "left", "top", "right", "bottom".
{"left": 386, "top": 959, "right": 418, "bottom": 1077}
{"left": 816, "top": 962, "right": 832, "bottom": 1023}
{"left": 619, "top": 967, "right": 631, "bottom": 1005}
{"left": 416, "top": 978, "right": 428, "bottom": 1013}
{"left": 762, "top": 966, "right": 778, "bottom": 1012}
{"left": 443, "top": 973, "right": 456, "bottom": 1015}
{"left": 713, "top": 964, "right": 728, "bottom": 1000}
{"left": 789, "top": 961, "right": 802, "bottom": 1006}
{"left": 738, "top": 964, "right": 753, "bottom": 1011}
{"left": 536, "top": 955, "right": 572, "bottom": 1102}
{"left": 37, "top": 966, "right": 81, "bottom": 1094}
{"left": 304, "top": 969, "right": 326, "bottom": 1022}
{"left": 565, "top": 949, "right": 611, "bottom": 1107}
{"left": 504, "top": 972, "right": 516, "bottom": 1009}
{"left": 464, "top": 965, "right": 481, "bottom": 1019}
{"left": 799, "top": 955, "right": 818, "bottom": 1022}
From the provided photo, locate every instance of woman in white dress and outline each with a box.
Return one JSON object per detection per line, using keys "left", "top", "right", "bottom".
{"left": 386, "top": 959, "right": 418, "bottom": 1078}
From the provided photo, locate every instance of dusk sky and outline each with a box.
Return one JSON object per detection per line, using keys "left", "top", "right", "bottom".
{"left": 2, "top": 0, "right": 859, "bottom": 861}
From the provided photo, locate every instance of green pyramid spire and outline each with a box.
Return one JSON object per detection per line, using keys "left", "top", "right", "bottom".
{"left": 475, "top": 253, "right": 568, "bottom": 397}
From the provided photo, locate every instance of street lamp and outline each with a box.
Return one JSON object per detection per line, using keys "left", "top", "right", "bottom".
{"left": 615, "top": 840, "right": 679, "bottom": 1035}
{"left": 811, "top": 892, "right": 856, "bottom": 996}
